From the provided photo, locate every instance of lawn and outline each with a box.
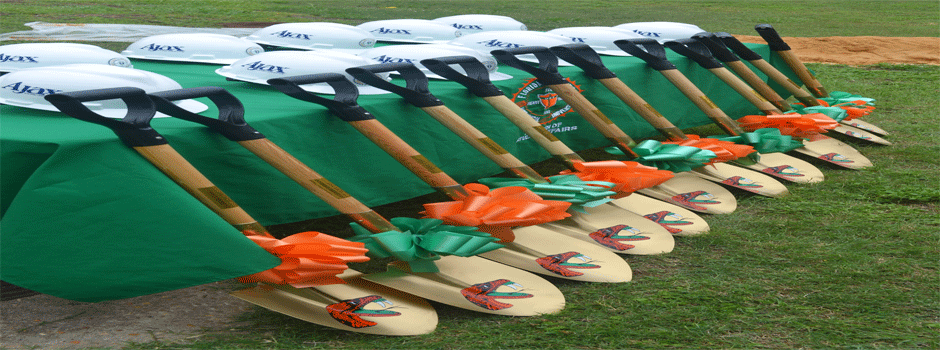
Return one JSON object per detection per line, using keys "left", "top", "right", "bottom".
{"left": 2, "top": 1, "right": 938, "bottom": 349}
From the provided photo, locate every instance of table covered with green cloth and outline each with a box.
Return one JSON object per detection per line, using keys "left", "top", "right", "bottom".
{"left": 0, "top": 43, "right": 799, "bottom": 301}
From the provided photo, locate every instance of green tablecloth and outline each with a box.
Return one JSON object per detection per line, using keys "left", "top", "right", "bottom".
{"left": 0, "top": 43, "right": 799, "bottom": 301}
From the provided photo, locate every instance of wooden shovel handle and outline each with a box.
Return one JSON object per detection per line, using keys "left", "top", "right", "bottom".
{"left": 746, "top": 59, "right": 821, "bottom": 106}
{"left": 723, "top": 60, "right": 792, "bottom": 112}
{"left": 596, "top": 77, "right": 687, "bottom": 141}
{"left": 236, "top": 138, "right": 398, "bottom": 233}
{"left": 657, "top": 69, "right": 746, "bottom": 136}
{"left": 547, "top": 83, "right": 640, "bottom": 158}
{"left": 754, "top": 24, "right": 829, "bottom": 98}
{"left": 347, "top": 119, "right": 469, "bottom": 199}
{"left": 419, "top": 105, "right": 548, "bottom": 184}
{"left": 707, "top": 67, "right": 784, "bottom": 115}
{"left": 133, "top": 144, "right": 265, "bottom": 234}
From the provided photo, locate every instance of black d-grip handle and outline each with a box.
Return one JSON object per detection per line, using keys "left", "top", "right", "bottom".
{"left": 148, "top": 87, "right": 263, "bottom": 142}
{"left": 345, "top": 63, "right": 443, "bottom": 108}
{"left": 714, "top": 32, "right": 765, "bottom": 61}
{"left": 490, "top": 46, "right": 568, "bottom": 85}
{"left": 614, "top": 38, "right": 677, "bottom": 71}
{"left": 663, "top": 38, "right": 724, "bottom": 69}
{"left": 754, "top": 24, "right": 791, "bottom": 52}
{"left": 267, "top": 73, "right": 374, "bottom": 122}
{"left": 420, "top": 56, "right": 504, "bottom": 98}
{"left": 44, "top": 87, "right": 166, "bottom": 147}
{"left": 549, "top": 44, "right": 618, "bottom": 80}
{"left": 691, "top": 32, "right": 741, "bottom": 63}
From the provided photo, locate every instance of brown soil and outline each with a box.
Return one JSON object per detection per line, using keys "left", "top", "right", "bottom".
{"left": 735, "top": 35, "right": 940, "bottom": 65}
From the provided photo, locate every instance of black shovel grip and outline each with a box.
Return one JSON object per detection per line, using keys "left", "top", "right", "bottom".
{"left": 490, "top": 46, "right": 568, "bottom": 85}
{"left": 690, "top": 32, "right": 741, "bottom": 63}
{"left": 663, "top": 38, "right": 724, "bottom": 69}
{"left": 714, "top": 32, "right": 765, "bottom": 61}
{"left": 420, "top": 56, "right": 504, "bottom": 98}
{"left": 754, "top": 24, "right": 791, "bottom": 51}
{"left": 267, "top": 73, "right": 374, "bottom": 122}
{"left": 613, "top": 38, "right": 677, "bottom": 71}
{"left": 148, "top": 87, "right": 263, "bottom": 142}
{"left": 549, "top": 44, "right": 618, "bottom": 80}
{"left": 345, "top": 63, "right": 443, "bottom": 108}
{"left": 44, "top": 87, "right": 166, "bottom": 147}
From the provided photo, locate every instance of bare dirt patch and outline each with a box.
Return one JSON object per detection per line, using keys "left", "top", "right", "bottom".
{"left": 736, "top": 35, "right": 940, "bottom": 66}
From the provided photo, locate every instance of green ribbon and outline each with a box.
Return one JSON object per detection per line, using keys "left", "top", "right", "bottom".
{"left": 606, "top": 140, "right": 716, "bottom": 172}
{"left": 823, "top": 91, "right": 876, "bottom": 106}
{"left": 477, "top": 175, "right": 616, "bottom": 213}
{"left": 788, "top": 104, "right": 850, "bottom": 122}
{"left": 708, "top": 128, "right": 804, "bottom": 154}
{"left": 349, "top": 217, "right": 504, "bottom": 273}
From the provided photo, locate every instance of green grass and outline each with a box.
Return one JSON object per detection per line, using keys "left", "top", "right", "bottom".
{"left": 2, "top": 1, "right": 938, "bottom": 349}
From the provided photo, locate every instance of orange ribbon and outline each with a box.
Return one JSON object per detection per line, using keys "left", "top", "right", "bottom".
{"left": 421, "top": 183, "right": 572, "bottom": 243}
{"left": 663, "top": 135, "right": 756, "bottom": 164}
{"left": 237, "top": 230, "right": 370, "bottom": 288}
{"left": 737, "top": 113, "right": 840, "bottom": 139}
{"left": 812, "top": 99, "right": 875, "bottom": 121}
{"left": 558, "top": 160, "right": 675, "bottom": 198}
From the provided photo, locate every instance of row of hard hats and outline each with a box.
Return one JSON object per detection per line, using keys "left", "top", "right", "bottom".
{"left": 0, "top": 18, "right": 706, "bottom": 116}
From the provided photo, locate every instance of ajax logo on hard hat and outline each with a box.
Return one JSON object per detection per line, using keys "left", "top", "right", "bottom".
{"left": 2, "top": 81, "right": 61, "bottom": 96}
{"left": 370, "top": 55, "right": 416, "bottom": 64}
{"left": 370, "top": 28, "right": 412, "bottom": 35}
{"left": 138, "top": 44, "right": 185, "bottom": 52}
{"left": 475, "top": 39, "right": 523, "bottom": 49}
{"left": 240, "top": 61, "right": 288, "bottom": 74}
{"left": 0, "top": 54, "right": 38, "bottom": 63}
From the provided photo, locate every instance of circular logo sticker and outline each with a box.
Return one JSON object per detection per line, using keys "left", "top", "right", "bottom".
{"left": 511, "top": 77, "right": 582, "bottom": 125}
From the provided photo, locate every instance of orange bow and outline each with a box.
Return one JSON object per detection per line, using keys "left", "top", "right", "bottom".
{"left": 663, "top": 135, "right": 756, "bottom": 164}
{"left": 737, "top": 113, "right": 840, "bottom": 139}
{"left": 812, "top": 99, "right": 875, "bottom": 121}
{"left": 421, "top": 183, "right": 572, "bottom": 242}
{"left": 558, "top": 160, "right": 674, "bottom": 198}
{"left": 237, "top": 230, "right": 370, "bottom": 288}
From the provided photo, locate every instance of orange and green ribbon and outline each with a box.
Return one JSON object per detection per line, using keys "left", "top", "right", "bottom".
{"left": 708, "top": 128, "right": 804, "bottom": 154}
{"left": 237, "top": 230, "right": 370, "bottom": 288}
{"left": 793, "top": 91, "right": 875, "bottom": 121}
{"left": 477, "top": 175, "right": 617, "bottom": 213}
{"left": 558, "top": 160, "right": 674, "bottom": 198}
{"left": 348, "top": 217, "right": 504, "bottom": 273}
{"left": 737, "top": 113, "right": 839, "bottom": 140}
{"left": 607, "top": 140, "right": 716, "bottom": 172}
{"left": 421, "top": 183, "right": 572, "bottom": 243}
{"left": 663, "top": 135, "right": 756, "bottom": 165}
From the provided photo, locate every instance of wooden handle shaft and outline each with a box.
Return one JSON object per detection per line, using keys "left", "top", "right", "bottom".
{"left": 481, "top": 95, "right": 585, "bottom": 169}
{"left": 658, "top": 69, "right": 746, "bottom": 136}
{"left": 747, "top": 59, "right": 820, "bottom": 106}
{"left": 708, "top": 67, "right": 784, "bottom": 115}
{"left": 724, "top": 60, "right": 791, "bottom": 112}
{"left": 548, "top": 83, "right": 639, "bottom": 158}
{"left": 597, "top": 77, "right": 687, "bottom": 141}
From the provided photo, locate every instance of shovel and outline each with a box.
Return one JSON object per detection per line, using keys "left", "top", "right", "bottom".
{"left": 419, "top": 55, "right": 712, "bottom": 237}
{"left": 44, "top": 87, "right": 438, "bottom": 336}
{"left": 711, "top": 29, "right": 888, "bottom": 136}
{"left": 666, "top": 36, "right": 890, "bottom": 146}
{"left": 266, "top": 74, "right": 658, "bottom": 267}
{"left": 491, "top": 46, "right": 774, "bottom": 205}
{"left": 550, "top": 43, "right": 824, "bottom": 184}
{"left": 345, "top": 62, "right": 675, "bottom": 256}
{"left": 615, "top": 38, "right": 874, "bottom": 170}
{"left": 150, "top": 85, "right": 568, "bottom": 314}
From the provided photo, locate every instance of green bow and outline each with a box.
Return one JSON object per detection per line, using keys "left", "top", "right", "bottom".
{"left": 349, "top": 217, "right": 504, "bottom": 273}
{"left": 824, "top": 91, "right": 876, "bottom": 106}
{"left": 789, "top": 104, "right": 850, "bottom": 122}
{"left": 477, "top": 175, "right": 616, "bottom": 213}
{"left": 708, "top": 128, "right": 804, "bottom": 154}
{"left": 607, "top": 140, "right": 716, "bottom": 172}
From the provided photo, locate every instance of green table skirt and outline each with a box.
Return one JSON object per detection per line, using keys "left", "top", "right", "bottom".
{"left": 0, "top": 43, "right": 800, "bottom": 301}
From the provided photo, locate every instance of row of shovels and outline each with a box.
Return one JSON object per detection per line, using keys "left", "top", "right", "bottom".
{"left": 44, "top": 25, "right": 887, "bottom": 335}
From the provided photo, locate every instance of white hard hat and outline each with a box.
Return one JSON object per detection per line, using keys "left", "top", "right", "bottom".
{"left": 357, "top": 43, "right": 512, "bottom": 81}
{"left": 356, "top": 19, "right": 462, "bottom": 44}
{"left": 0, "top": 64, "right": 207, "bottom": 118}
{"left": 447, "top": 30, "right": 575, "bottom": 66}
{"left": 432, "top": 14, "right": 527, "bottom": 35}
{"left": 214, "top": 51, "right": 393, "bottom": 95}
{"left": 0, "top": 43, "right": 132, "bottom": 72}
{"left": 121, "top": 33, "right": 263, "bottom": 64}
{"left": 246, "top": 22, "right": 377, "bottom": 53}
{"left": 613, "top": 22, "right": 707, "bottom": 43}
{"left": 547, "top": 26, "right": 646, "bottom": 56}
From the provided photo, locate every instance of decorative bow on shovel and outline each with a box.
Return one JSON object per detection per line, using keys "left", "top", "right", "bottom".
{"left": 606, "top": 140, "right": 717, "bottom": 173}
{"left": 736, "top": 113, "right": 840, "bottom": 140}
{"left": 708, "top": 128, "right": 805, "bottom": 154}
{"left": 556, "top": 160, "right": 675, "bottom": 198}
{"left": 237, "top": 230, "right": 370, "bottom": 288}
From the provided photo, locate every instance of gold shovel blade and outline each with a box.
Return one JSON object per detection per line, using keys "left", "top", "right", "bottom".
{"left": 691, "top": 163, "right": 790, "bottom": 198}
{"left": 741, "top": 152, "right": 826, "bottom": 184}
{"left": 362, "top": 256, "right": 566, "bottom": 316}
{"left": 607, "top": 194, "right": 711, "bottom": 236}
{"left": 842, "top": 119, "right": 889, "bottom": 136}
{"left": 478, "top": 225, "right": 633, "bottom": 283}
{"left": 832, "top": 125, "right": 892, "bottom": 145}
{"left": 539, "top": 203, "right": 677, "bottom": 255}
{"left": 638, "top": 172, "right": 739, "bottom": 214}
{"left": 229, "top": 270, "right": 438, "bottom": 336}
{"left": 796, "top": 137, "right": 874, "bottom": 169}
